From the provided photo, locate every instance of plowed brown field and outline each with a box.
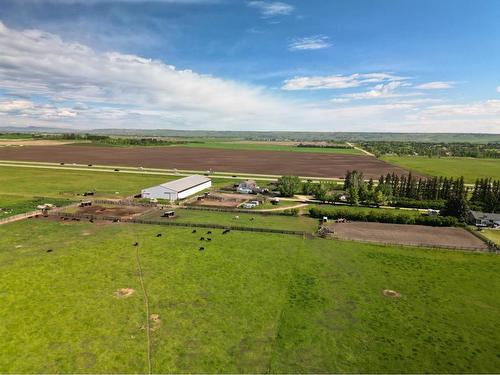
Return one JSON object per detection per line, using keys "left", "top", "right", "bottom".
{"left": 0, "top": 145, "right": 412, "bottom": 178}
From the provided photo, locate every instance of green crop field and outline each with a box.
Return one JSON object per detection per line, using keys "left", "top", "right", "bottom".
{"left": 0, "top": 219, "right": 499, "bottom": 373}
{"left": 140, "top": 208, "right": 319, "bottom": 233}
{"left": 381, "top": 156, "right": 500, "bottom": 182}
{"left": 177, "top": 141, "right": 363, "bottom": 155}
{"left": 0, "top": 194, "right": 73, "bottom": 219}
{"left": 310, "top": 204, "right": 423, "bottom": 217}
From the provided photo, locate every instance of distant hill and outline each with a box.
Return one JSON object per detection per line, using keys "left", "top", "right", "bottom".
{"left": 1, "top": 126, "right": 499, "bottom": 143}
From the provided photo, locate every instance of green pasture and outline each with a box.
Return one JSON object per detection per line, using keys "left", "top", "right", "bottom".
{"left": 0, "top": 194, "right": 73, "bottom": 219}
{"left": 0, "top": 219, "right": 499, "bottom": 373}
{"left": 482, "top": 229, "right": 500, "bottom": 245}
{"left": 176, "top": 141, "right": 363, "bottom": 155}
{"left": 382, "top": 156, "right": 500, "bottom": 182}
{"left": 140, "top": 208, "right": 319, "bottom": 233}
{"left": 310, "top": 204, "right": 424, "bottom": 217}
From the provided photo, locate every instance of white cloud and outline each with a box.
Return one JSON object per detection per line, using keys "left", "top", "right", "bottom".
{"left": 342, "top": 81, "right": 420, "bottom": 100}
{"left": 289, "top": 35, "right": 331, "bottom": 51}
{"left": 415, "top": 81, "right": 455, "bottom": 90}
{"left": 247, "top": 1, "right": 294, "bottom": 17}
{"left": 0, "top": 21, "right": 498, "bottom": 133}
{"left": 282, "top": 73, "right": 406, "bottom": 91}
{"left": 497, "top": 86, "right": 500, "bottom": 93}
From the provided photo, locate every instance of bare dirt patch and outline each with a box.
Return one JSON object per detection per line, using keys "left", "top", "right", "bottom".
{"left": 383, "top": 289, "right": 401, "bottom": 298}
{"left": 75, "top": 204, "right": 150, "bottom": 219}
{"left": 150, "top": 313, "right": 161, "bottom": 331}
{"left": 0, "top": 145, "right": 412, "bottom": 178}
{"left": 188, "top": 192, "right": 248, "bottom": 208}
{"left": 328, "top": 222, "right": 488, "bottom": 250}
{"left": 114, "top": 288, "right": 135, "bottom": 298}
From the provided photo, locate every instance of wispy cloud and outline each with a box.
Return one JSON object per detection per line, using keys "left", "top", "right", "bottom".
{"left": 282, "top": 73, "right": 406, "bottom": 90}
{"left": 247, "top": 1, "right": 294, "bottom": 17}
{"left": 415, "top": 81, "right": 455, "bottom": 90}
{"left": 289, "top": 35, "right": 331, "bottom": 51}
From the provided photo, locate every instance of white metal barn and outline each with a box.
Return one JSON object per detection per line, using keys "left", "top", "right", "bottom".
{"left": 141, "top": 175, "right": 212, "bottom": 201}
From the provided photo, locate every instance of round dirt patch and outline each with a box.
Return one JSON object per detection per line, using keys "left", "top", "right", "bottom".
{"left": 383, "top": 289, "right": 401, "bottom": 298}
{"left": 113, "top": 288, "right": 135, "bottom": 298}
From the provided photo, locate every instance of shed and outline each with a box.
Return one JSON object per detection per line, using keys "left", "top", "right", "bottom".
{"left": 141, "top": 175, "right": 211, "bottom": 201}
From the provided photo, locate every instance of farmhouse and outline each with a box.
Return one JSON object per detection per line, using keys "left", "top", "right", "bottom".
{"left": 237, "top": 180, "right": 259, "bottom": 194}
{"left": 469, "top": 211, "right": 500, "bottom": 228}
{"left": 142, "top": 175, "right": 211, "bottom": 201}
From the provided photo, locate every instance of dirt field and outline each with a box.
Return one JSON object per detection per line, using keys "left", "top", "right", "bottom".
{"left": 0, "top": 145, "right": 411, "bottom": 178}
{"left": 71, "top": 204, "right": 150, "bottom": 218}
{"left": 328, "top": 222, "right": 488, "bottom": 250}
{"left": 0, "top": 139, "right": 81, "bottom": 147}
{"left": 188, "top": 193, "right": 248, "bottom": 208}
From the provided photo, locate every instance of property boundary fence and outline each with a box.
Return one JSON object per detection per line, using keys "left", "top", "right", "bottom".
{"left": 0, "top": 210, "right": 41, "bottom": 225}
{"left": 48, "top": 211, "right": 307, "bottom": 236}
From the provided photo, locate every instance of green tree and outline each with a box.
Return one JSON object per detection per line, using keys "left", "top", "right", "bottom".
{"left": 442, "top": 192, "right": 470, "bottom": 222}
{"left": 276, "top": 175, "right": 301, "bottom": 197}
{"left": 348, "top": 186, "right": 359, "bottom": 206}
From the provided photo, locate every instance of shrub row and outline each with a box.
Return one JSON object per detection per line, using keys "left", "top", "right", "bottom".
{"left": 309, "top": 207, "right": 459, "bottom": 227}
{"left": 391, "top": 198, "right": 446, "bottom": 210}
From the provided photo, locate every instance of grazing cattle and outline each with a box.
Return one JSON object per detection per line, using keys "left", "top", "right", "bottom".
{"left": 133, "top": 242, "right": 138, "bottom": 247}
{"left": 207, "top": 238, "right": 212, "bottom": 242}
{"left": 222, "top": 229, "right": 230, "bottom": 235}
{"left": 89, "top": 219, "right": 94, "bottom": 223}
{"left": 199, "top": 247, "right": 205, "bottom": 251}
{"left": 207, "top": 231, "right": 212, "bottom": 234}
{"left": 192, "top": 229, "right": 197, "bottom": 233}
{"left": 200, "top": 237, "right": 205, "bottom": 241}
{"left": 46, "top": 249, "right": 53, "bottom": 253}
{"left": 156, "top": 234, "right": 162, "bottom": 237}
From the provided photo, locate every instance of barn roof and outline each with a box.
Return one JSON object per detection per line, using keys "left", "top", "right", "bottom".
{"left": 158, "top": 175, "right": 211, "bottom": 193}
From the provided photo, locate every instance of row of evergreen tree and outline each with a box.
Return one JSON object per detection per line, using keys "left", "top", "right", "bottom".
{"left": 343, "top": 170, "right": 499, "bottom": 214}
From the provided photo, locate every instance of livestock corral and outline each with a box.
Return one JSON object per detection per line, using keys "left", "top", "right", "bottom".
{"left": 328, "top": 221, "right": 488, "bottom": 250}
{"left": 187, "top": 192, "right": 249, "bottom": 208}
{"left": 0, "top": 145, "right": 412, "bottom": 178}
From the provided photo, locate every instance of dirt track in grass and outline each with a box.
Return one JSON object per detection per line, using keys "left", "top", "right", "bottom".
{"left": 0, "top": 145, "right": 412, "bottom": 178}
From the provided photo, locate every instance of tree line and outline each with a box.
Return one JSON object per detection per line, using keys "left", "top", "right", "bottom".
{"left": 359, "top": 141, "right": 500, "bottom": 158}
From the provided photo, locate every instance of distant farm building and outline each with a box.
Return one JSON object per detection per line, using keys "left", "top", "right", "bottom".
{"left": 237, "top": 180, "right": 259, "bottom": 194}
{"left": 142, "top": 175, "right": 212, "bottom": 201}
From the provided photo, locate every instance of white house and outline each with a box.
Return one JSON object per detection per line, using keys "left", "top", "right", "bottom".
{"left": 141, "top": 175, "right": 211, "bottom": 201}
{"left": 237, "top": 180, "right": 259, "bottom": 194}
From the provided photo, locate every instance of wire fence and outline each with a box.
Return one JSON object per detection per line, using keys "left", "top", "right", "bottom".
{"left": 0, "top": 210, "right": 41, "bottom": 225}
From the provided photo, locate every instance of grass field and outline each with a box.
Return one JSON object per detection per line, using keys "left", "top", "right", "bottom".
{"left": 177, "top": 141, "right": 363, "bottom": 155}
{"left": 0, "top": 194, "right": 73, "bottom": 219}
{"left": 0, "top": 219, "right": 499, "bottom": 373}
{"left": 482, "top": 229, "right": 500, "bottom": 245}
{"left": 382, "top": 156, "right": 500, "bottom": 182}
{"left": 140, "top": 208, "right": 319, "bottom": 233}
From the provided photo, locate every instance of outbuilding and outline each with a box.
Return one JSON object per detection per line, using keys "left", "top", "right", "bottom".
{"left": 141, "top": 175, "right": 211, "bottom": 201}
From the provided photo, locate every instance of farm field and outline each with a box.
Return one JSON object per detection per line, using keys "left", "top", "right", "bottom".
{"left": 139, "top": 208, "right": 319, "bottom": 233}
{"left": 0, "top": 165, "right": 179, "bottom": 199}
{"left": 381, "top": 156, "right": 500, "bottom": 182}
{"left": 0, "top": 145, "right": 412, "bottom": 178}
{"left": 177, "top": 141, "right": 363, "bottom": 155}
{"left": 0, "top": 219, "right": 499, "bottom": 373}
{"left": 482, "top": 229, "right": 500, "bottom": 245}
{"left": 310, "top": 204, "right": 423, "bottom": 217}
{"left": 329, "top": 222, "right": 487, "bottom": 250}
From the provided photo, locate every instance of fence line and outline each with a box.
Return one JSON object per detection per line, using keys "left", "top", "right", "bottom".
{"left": 0, "top": 210, "right": 41, "bottom": 225}
{"left": 464, "top": 226, "right": 499, "bottom": 252}
{"left": 48, "top": 212, "right": 307, "bottom": 236}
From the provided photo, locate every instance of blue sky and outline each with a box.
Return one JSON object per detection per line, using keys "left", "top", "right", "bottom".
{"left": 0, "top": 0, "right": 499, "bottom": 132}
